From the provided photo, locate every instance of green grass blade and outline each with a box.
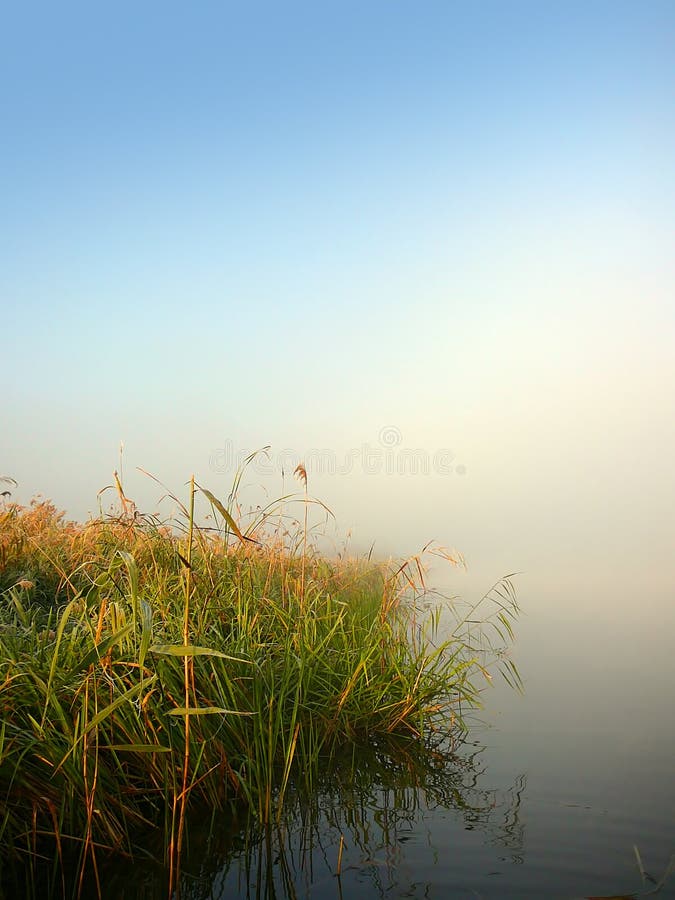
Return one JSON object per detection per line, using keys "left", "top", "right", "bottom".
{"left": 197, "top": 485, "right": 248, "bottom": 544}
{"left": 150, "top": 644, "right": 251, "bottom": 662}
{"left": 107, "top": 744, "right": 172, "bottom": 753}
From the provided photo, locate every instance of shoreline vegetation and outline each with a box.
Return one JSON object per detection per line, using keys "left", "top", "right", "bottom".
{"left": 0, "top": 469, "right": 520, "bottom": 896}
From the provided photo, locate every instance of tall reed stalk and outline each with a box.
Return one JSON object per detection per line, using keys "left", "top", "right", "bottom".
{"left": 168, "top": 474, "right": 196, "bottom": 895}
{"left": 294, "top": 464, "right": 308, "bottom": 609}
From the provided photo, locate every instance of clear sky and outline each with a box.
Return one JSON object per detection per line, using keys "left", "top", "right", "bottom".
{"left": 2, "top": 1, "right": 674, "bottom": 602}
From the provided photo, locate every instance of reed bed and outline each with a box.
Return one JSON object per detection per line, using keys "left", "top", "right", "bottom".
{"left": 0, "top": 478, "right": 519, "bottom": 895}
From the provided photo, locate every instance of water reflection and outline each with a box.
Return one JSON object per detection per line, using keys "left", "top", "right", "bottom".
{"left": 181, "top": 740, "right": 526, "bottom": 900}
{"left": 91, "top": 736, "right": 527, "bottom": 900}
{"left": 1, "top": 734, "right": 531, "bottom": 899}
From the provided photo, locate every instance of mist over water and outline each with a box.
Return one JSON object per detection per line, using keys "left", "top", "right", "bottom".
{"left": 6, "top": 281, "right": 673, "bottom": 897}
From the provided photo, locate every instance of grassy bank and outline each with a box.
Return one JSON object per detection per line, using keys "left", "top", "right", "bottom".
{"left": 0, "top": 477, "right": 519, "bottom": 893}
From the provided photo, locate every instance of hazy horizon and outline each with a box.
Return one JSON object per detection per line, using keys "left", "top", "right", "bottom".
{"left": 3, "top": 1, "right": 674, "bottom": 611}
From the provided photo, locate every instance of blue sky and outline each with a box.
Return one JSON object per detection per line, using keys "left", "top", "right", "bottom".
{"left": 2, "top": 1, "right": 674, "bottom": 595}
